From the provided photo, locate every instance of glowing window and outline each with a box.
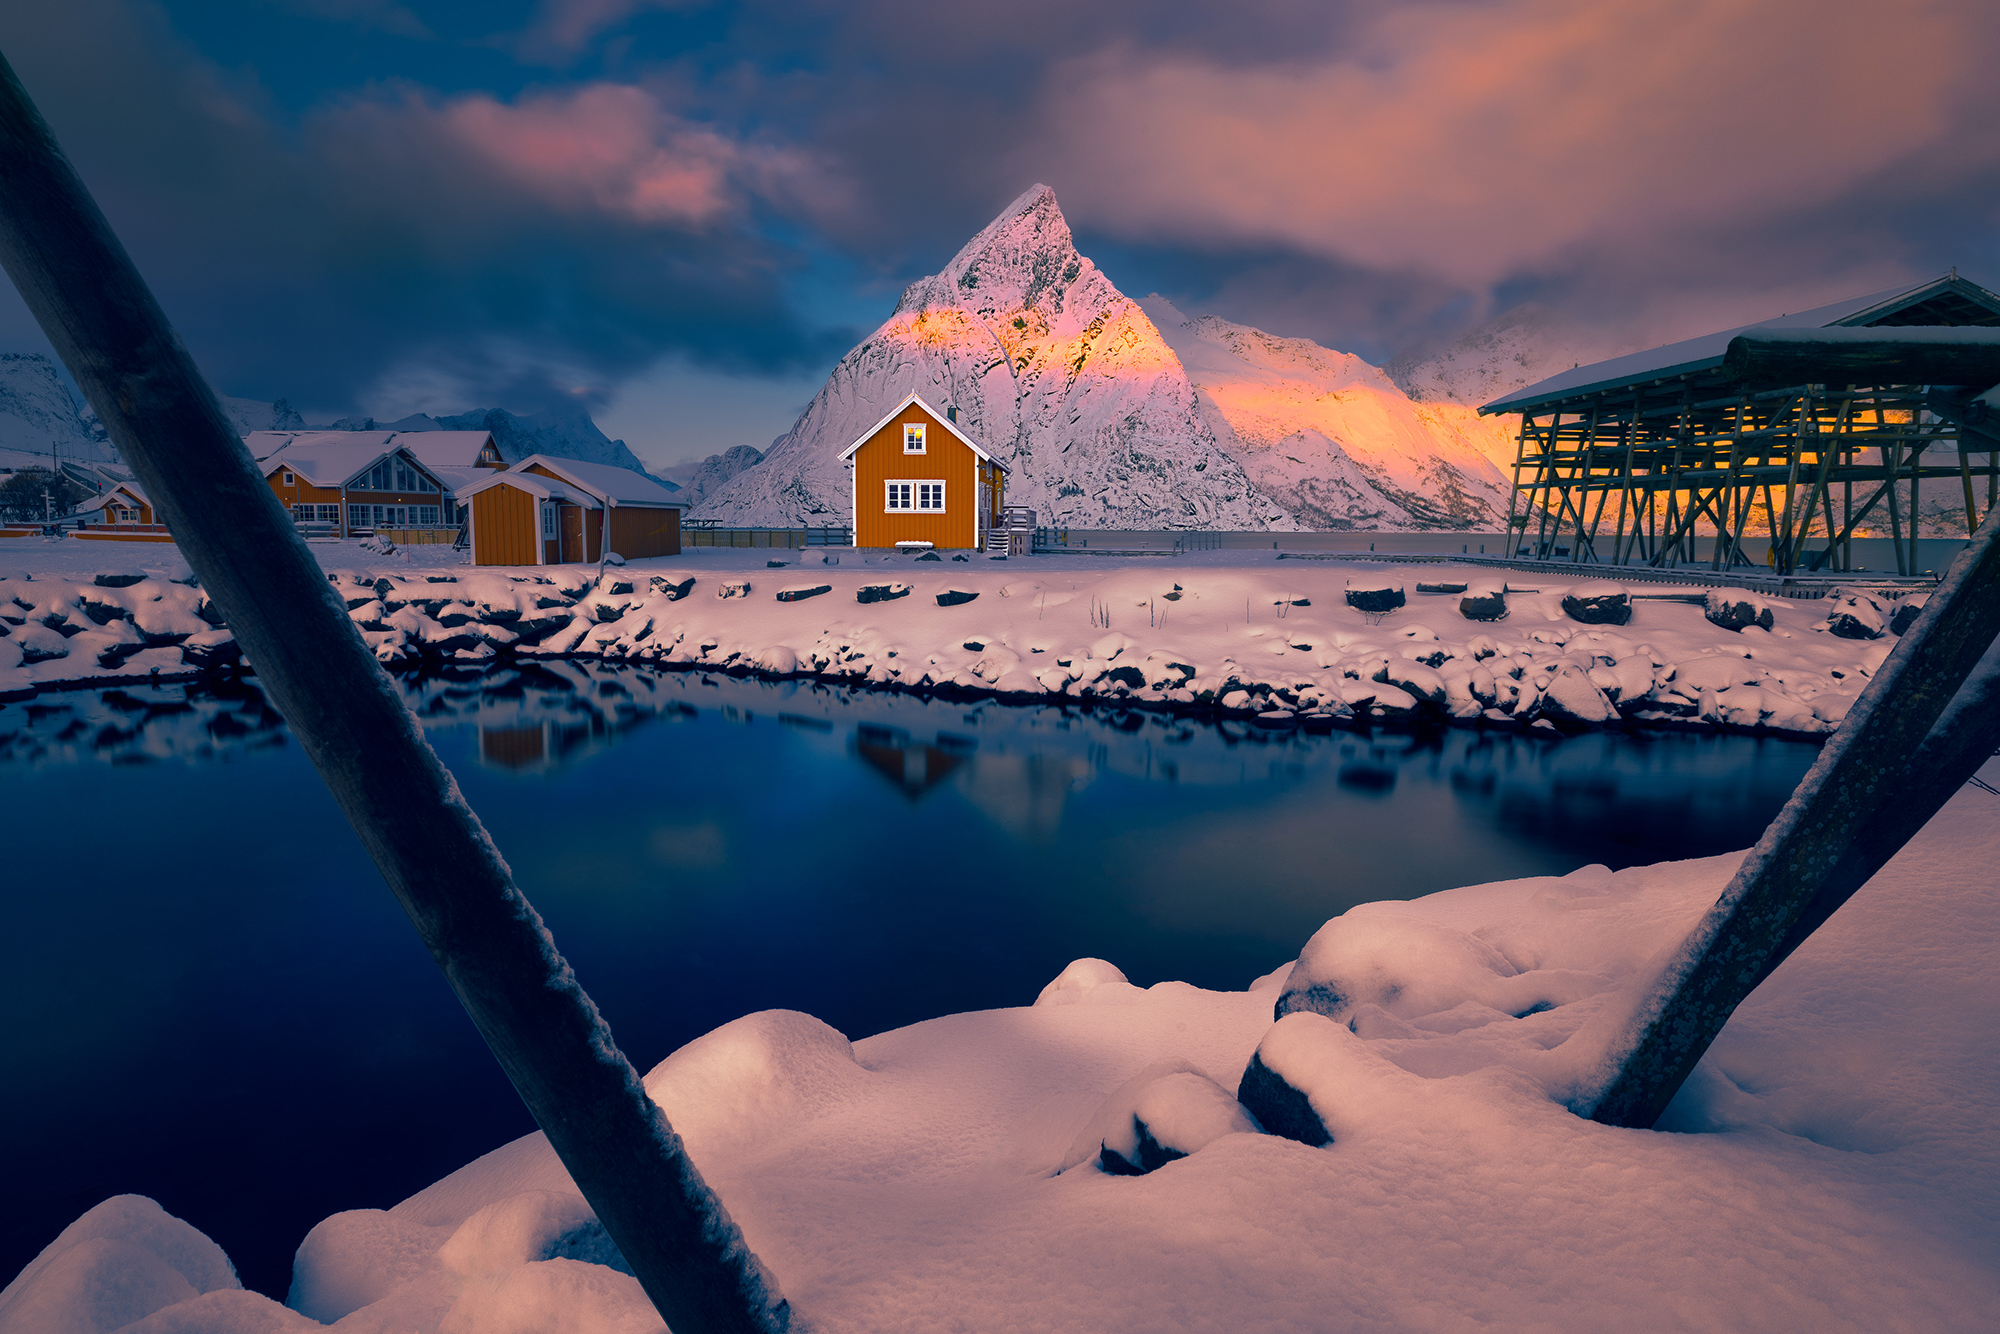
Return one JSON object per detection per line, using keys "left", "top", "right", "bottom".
{"left": 903, "top": 423, "right": 926, "bottom": 453}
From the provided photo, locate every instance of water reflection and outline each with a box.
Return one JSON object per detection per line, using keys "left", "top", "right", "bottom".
{"left": 3, "top": 665, "right": 1824, "bottom": 1299}
{"left": 0, "top": 664, "right": 1823, "bottom": 874}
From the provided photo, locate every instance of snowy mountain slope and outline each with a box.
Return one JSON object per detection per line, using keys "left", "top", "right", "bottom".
{"left": 1140, "top": 298, "right": 1518, "bottom": 530}
{"left": 220, "top": 396, "right": 306, "bottom": 435}
{"left": 664, "top": 444, "right": 765, "bottom": 508}
{"left": 1387, "top": 304, "right": 1621, "bottom": 412}
{"left": 0, "top": 354, "right": 116, "bottom": 466}
{"left": 695, "top": 185, "right": 1294, "bottom": 530}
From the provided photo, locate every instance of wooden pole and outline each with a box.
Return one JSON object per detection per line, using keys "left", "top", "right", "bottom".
{"left": 0, "top": 49, "right": 788, "bottom": 1334}
{"left": 1587, "top": 505, "right": 2000, "bottom": 1130}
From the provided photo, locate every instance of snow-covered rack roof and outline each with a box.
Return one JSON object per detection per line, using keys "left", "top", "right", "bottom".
{"left": 1480, "top": 274, "right": 2000, "bottom": 417}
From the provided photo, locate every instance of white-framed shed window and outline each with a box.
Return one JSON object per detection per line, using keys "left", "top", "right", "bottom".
{"left": 903, "top": 423, "right": 926, "bottom": 453}
{"left": 541, "top": 501, "right": 558, "bottom": 537}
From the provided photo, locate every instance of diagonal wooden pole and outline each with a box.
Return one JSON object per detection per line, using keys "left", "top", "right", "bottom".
{"left": 0, "top": 49, "right": 787, "bottom": 1333}
{"left": 1588, "top": 501, "right": 2000, "bottom": 1129}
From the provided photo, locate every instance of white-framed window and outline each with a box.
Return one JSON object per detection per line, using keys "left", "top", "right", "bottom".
{"left": 282, "top": 470, "right": 295, "bottom": 485}
{"left": 292, "top": 503, "right": 311, "bottom": 520}
{"left": 419, "top": 505, "right": 439, "bottom": 525}
{"left": 541, "top": 502, "right": 557, "bottom": 537}
{"left": 317, "top": 504, "right": 340, "bottom": 523}
{"left": 903, "top": 423, "right": 926, "bottom": 453}
{"left": 887, "top": 480, "right": 944, "bottom": 512}
{"left": 348, "top": 504, "right": 368, "bottom": 528}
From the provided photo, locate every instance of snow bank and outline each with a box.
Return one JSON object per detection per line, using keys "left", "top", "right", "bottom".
{"left": 16, "top": 758, "right": 1999, "bottom": 1331}
{"left": 2, "top": 549, "right": 1926, "bottom": 740}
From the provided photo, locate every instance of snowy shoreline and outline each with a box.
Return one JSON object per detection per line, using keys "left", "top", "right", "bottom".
{"left": 1, "top": 542, "right": 1921, "bottom": 739}
{"left": 8, "top": 754, "right": 1997, "bottom": 1332}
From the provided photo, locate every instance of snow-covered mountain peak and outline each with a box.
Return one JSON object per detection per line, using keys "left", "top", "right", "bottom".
{"left": 897, "top": 184, "right": 1088, "bottom": 323}
{"left": 696, "top": 187, "right": 1292, "bottom": 529}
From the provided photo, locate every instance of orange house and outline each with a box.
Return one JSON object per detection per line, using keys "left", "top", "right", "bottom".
{"left": 840, "top": 393, "right": 1005, "bottom": 550}
{"left": 456, "top": 455, "right": 687, "bottom": 567}
{"left": 73, "top": 481, "right": 175, "bottom": 542}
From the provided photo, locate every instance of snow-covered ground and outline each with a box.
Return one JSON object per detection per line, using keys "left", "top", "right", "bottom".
{"left": 2, "top": 537, "right": 1919, "bottom": 736}
{"left": 5, "top": 747, "right": 1995, "bottom": 1332}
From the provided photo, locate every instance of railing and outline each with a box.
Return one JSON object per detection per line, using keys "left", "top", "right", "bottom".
{"left": 369, "top": 526, "right": 457, "bottom": 546}
{"left": 682, "top": 525, "right": 851, "bottom": 548}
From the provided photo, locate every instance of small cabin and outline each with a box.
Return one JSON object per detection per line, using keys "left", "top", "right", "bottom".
{"left": 73, "top": 481, "right": 175, "bottom": 542}
{"left": 840, "top": 393, "right": 1006, "bottom": 550}
{"left": 456, "top": 455, "right": 688, "bottom": 567}
{"left": 81, "top": 482, "right": 153, "bottom": 526}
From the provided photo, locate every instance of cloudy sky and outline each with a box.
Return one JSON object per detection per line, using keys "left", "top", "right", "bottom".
{"left": 2, "top": 0, "right": 1996, "bottom": 469}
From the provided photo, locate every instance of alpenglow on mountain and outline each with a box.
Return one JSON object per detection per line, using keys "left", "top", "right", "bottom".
{"left": 695, "top": 185, "right": 1293, "bottom": 529}
{"left": 696, "top": 186, "right": 1547, "bottom": 531}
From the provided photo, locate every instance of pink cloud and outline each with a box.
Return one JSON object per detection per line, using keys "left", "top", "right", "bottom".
{"left": 442, "top": 85, "right": 735, "bottom": 224}
{"left": 1029, "top": 0, "right": 1994, "bottom": 290}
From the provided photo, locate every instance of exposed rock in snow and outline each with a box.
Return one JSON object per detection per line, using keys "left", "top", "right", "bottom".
{"left": 1140, "top": 298, "right": 1517, "bottom": 530}
{"left": 694, "top": 185, "right": 1295, "bottom": 531}
{"left": 0, "top": 353, "right": 116, "bottom": 467}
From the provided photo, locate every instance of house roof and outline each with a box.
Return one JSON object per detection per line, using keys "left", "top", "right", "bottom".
{"left": 76, "top": 481, "right": 148, "bottom": 515}
{"left": 1480, "top": 274, "right": 2000, "bottom": 415}
{"left": 511, "top": 455, "right": 689, "bottom": 508}
{"left": 452, "top": 469, "right": 575, "bottom": 504}
{"left": 395, "top": 431, "right": 500, "bottom": 471}
{"left": 260, "top": 434, "right": 446, "bottom": 491}
{"left": 838, "top": 392, "right": 1007, "bottom": 467}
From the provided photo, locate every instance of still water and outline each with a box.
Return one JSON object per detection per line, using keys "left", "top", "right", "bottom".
{"left": 0, "top": 664, "right": 1821, "bottom": 1295}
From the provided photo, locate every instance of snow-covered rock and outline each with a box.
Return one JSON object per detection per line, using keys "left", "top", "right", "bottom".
{"left": 694, "top": 185, "right": 1294, "bottom": 531}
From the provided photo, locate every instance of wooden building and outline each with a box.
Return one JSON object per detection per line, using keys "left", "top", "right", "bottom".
{"left": 840, "top": 393, "right": 1006, "bottom": 550}
{"left": 73, "top": 480, "right": 175, "bottom": 542}
{"left": 1481, "top": 273, "right": 2000, "bottom": 575}
{"left": 258, "top": 433, "right": 457, "bottom": 541}
{"left": 456, "top": 455, "right": 687, "bottom": 567}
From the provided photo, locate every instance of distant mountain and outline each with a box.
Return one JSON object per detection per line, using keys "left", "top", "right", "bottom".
{"left": 220, "top": 396, "right": 306, "bottom": 435}
{"left": 260, "top": 400, "right": 675, "bottom": 487}
{"left": 1386, "top": 304, "right": 1622, "bottom": 411}
{"left": 0, "top": 353, "right": 117, "bottom": 468}
{"left": 663, "top": 444, "right": 764, "bottom": 509}
{"left": 695, "top": 184, "right": 1294, "bottom": 529}
{"left": 1140, "top": 298, "right": 1517, "bottom": 530}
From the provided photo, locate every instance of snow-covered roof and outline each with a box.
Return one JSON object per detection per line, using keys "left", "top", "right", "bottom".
{"left": 838, "top": 393, "right": 1006, "bottom": 468}
{"left": 428, "top": 465, "right": 490, "bottom": 498}
{"left": 1482, "top": 274, "right": 2000, "bottom": 414}
{"left": 452, "top": 469, "right": 575, "bottom": 503}
{"left": 395, "top": 431, "right": 500, "bottom": 471}
{"left": 75, "top": 480, "right": 148, "bottom": 515}
{"left": 510, "top": 455, "right": 688, "bottom": 508}
{"left": 260, "top": 434, "right": 444, "bottom": 490}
